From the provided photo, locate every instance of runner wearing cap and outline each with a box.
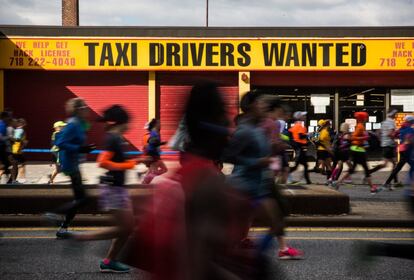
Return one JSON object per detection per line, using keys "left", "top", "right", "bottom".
{"left": 333, "top": 112, "right": 379, "bottom": 194}
{"left": 381, "top": 115, "right": 414, "bottom": 190}
{"left": 316, "top": 119, "right": 334, "bottom": 182}
{"left": 48, "top": 121, "right": 66, "bottom": 184}
{"left": 11, "top": 118, "right": 28, "bottom": 183}
{"left": 289, "top": 111, "right": 312, "bottom": 184}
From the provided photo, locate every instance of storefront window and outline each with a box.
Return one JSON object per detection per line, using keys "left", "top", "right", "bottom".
{"left": 253, "top": 87, "right": 334, "bottom": 131}
{"left": 338, "top": 87, "right": 386, "bottom": 132}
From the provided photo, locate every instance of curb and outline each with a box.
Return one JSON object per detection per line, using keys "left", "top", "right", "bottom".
{"left": 0, "top": 184, "right": 350, "bottom": 216}
{"left": 1, "top": 215, "right": 412, "bottom": 228}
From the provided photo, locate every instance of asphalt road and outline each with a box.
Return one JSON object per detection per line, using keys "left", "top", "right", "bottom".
{"left": 0, "top": 227, "right": 413, "bottom": 280}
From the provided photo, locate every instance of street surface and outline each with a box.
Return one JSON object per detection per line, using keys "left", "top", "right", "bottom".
{"left": 1, "top": 227, "right": 413, "bottom": 280}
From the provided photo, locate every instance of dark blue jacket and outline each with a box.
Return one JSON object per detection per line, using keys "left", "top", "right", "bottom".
{"left": 224, "top": 118, "right": 273, "bottom": 198}
{"left": 55, "top": 117, "right": 86, "bottom": 173}
{"left": 399, "top": 124, "right": 414, "bottom": 144}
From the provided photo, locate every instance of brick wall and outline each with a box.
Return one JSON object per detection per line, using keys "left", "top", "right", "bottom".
{"left": 62, "top": 0, "right": 79, "bottom": 26}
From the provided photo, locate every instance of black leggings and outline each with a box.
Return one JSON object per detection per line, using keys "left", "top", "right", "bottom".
{"left": 348, "top": 151, "right": 370, "bottom": 178}
{"left": 54, "top": 170, "right": 89, "bottom": 228}
{"left": 385, "top": 151, "right": 408, "bottom": 184}
{"left": 290, "top": 145, "right": 311, "bottom": 184}
{"left": 0, "top": 149, "right": 18, "bottom": 183}
{"left": 0, "top": 146, "right": 10, "bottom": 173}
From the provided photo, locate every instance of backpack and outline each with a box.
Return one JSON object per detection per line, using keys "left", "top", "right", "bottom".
{"left": 331, "top": 132, "right": 340, "bottom": 152}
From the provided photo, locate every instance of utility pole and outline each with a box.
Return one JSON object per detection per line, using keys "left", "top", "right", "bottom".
{"left": 206, "top": 0, "right": 209, "bottom": 27}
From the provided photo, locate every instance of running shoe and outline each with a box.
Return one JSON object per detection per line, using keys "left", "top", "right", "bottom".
{"left": 43, "top": 212, "right": 63, "bottom": 227}
{"left": 288, "top": 180, "right": 302, "bottom": 185}
{"left": 100, "top": 260, "right": 131, "bottom": 273}
{"left": 6, "top": 180, "right": 23, "bottom": 185}
{"left": 380, "top": 183, "right": 394, "bottom": 191}
{"left": 56, "top": 227, "right": 73, "bottom": 239}
{"left": 343, "top": 178, "right": 353, "bottom": 184}
{"left": 370, "top": 185, "right": 380, "bottom": 195}
{"left": 393, "top": 182, "right": 404, "bottom": 188}
{"left": 331, "top": 181, "right": 340, "bottom": 190}
{"left": 278, "top": 247, "right": 304, "bottom": 260}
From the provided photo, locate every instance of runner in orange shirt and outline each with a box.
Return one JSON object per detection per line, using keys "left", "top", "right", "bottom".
{"left": 289, "top": 111, "right": 311, "bottom": 184}
{"left": 333, "top": 112, "right": 379, "bottom": 194}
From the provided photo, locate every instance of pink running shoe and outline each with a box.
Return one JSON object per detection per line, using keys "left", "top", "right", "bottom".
{"left": 278, "top": 247, "right": 304, "bottom": 260}
{"left": 370, "top": 185, "right": 381, "bottom": 195}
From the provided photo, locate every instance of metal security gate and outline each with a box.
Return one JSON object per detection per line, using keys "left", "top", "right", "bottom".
{"left": 158, "top": 72, "right": 239, "bottom": 144}
{"left": 5, "top": 71, "right": 148, "bottom": 153}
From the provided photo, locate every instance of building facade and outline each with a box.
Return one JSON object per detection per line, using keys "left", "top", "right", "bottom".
{"left": 0, "top": 26, "right": 413, "bottom": 153}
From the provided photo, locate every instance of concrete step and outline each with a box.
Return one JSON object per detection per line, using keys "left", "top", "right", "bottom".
{"left": 0, "top": 184, "right": 349, "bottom": 215}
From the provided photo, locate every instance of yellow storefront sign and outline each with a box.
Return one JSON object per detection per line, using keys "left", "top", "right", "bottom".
{"left": 0, "top": 37, "right": 413, "bottom": 70}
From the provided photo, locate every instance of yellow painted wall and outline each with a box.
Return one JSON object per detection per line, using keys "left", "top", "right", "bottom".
{"left": 148, "top": 71, "right": 156, "bottom": 120}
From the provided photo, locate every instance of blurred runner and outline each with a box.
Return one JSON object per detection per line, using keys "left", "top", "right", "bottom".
{"left": 225, "top": 90, "right": 303, "bottom": 260}
{"left": 328, "top": 122, "right": 353, "bottom": 185}
{"left": 123, "top": 82, "right": 278, "bottom": 280}
{"left": 368, "top": 109, "right": 398, "bottom": 180}
{"left": 316, "top": 119, "right": 334, "bottom": 183}
{"left": 333, "top": 112, "right": 379, "bottom": 194}
{"left": 260, "top": 96, "right": 291, "bottom": 184}
{"left": 66, "top": 105, "right": 140, "bottom": 273}
{"left": 11, "top": 118, "right": 28, "bottom": 183}
{"left": 44, "top": 98, "right": 95, "bottom": 238}
{"left": 289, "top": 111, "right": 312, "bottom": 184}
{"left": 0, "top": 111, "right": 12, "bottom": 182}
{"left": 381, "top": 115, "right": 414, "bottom": 190}
{"left": 48, "top": 121, "right": 66, "bottom": 184}
{"left": 142, "top": 118, "right": 167, "bottom": 184}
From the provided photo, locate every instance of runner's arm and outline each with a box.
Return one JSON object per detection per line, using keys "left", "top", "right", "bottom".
{"left": 97, "top": 151, "right": 136, "bottom": 171}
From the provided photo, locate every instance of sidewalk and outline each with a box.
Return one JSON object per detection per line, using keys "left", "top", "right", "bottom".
{"left": 2, "top": 160, "right": 411, "bottom": 185}
{"left": 0, "top": 161, "right": 413, "bottom": 228}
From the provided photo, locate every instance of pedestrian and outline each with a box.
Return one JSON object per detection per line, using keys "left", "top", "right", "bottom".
{"left": 368, "top": 109, "right": 398, "bottom": 179}
{"left": 124, "top": 82, "right": 278, "bottom": 279}
{"left": 11, "top": 118, "right": 28, "bottom": 183}
{"left": 261, "top": 96, "right": 292, "bottom": 184}
{"left": 44, "top": 98, "right": 95, "bottom": 238}
{"left": 48, "top": 121, "right": 66, "bottom": 184}
{"left": 315, "top": 119, "right": 334, "bottom": 182}
{"left": 224, "top": 90, "right": 303, "bottom": 260}
{"left": 333, "top": 112, "right": 379, "bottom": 194}
{"left": 289, "top": 111, "right": 312, "bottom": 184}
{"left": 311, "top": 121, "right": 324, "bottom": 174}
{"left": 0, "top": 116, "right": 19, "bottom": 184}
{"left": 0, "top": 111, "right": 11, "bottom": 183}
{"left": 328, "top": 122, "right": 353, "bottom": 185}
{"left": 66, "top": 105, "right": 140, "bottom": 273}
{"left": 381, "top": 115, "right": 414, "bottom": 190}
{"left": 142, "top": 118, "right": 167, "bottom": 184}
{"left": 276, "top": 104, "right": 293, "bottom": 184}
